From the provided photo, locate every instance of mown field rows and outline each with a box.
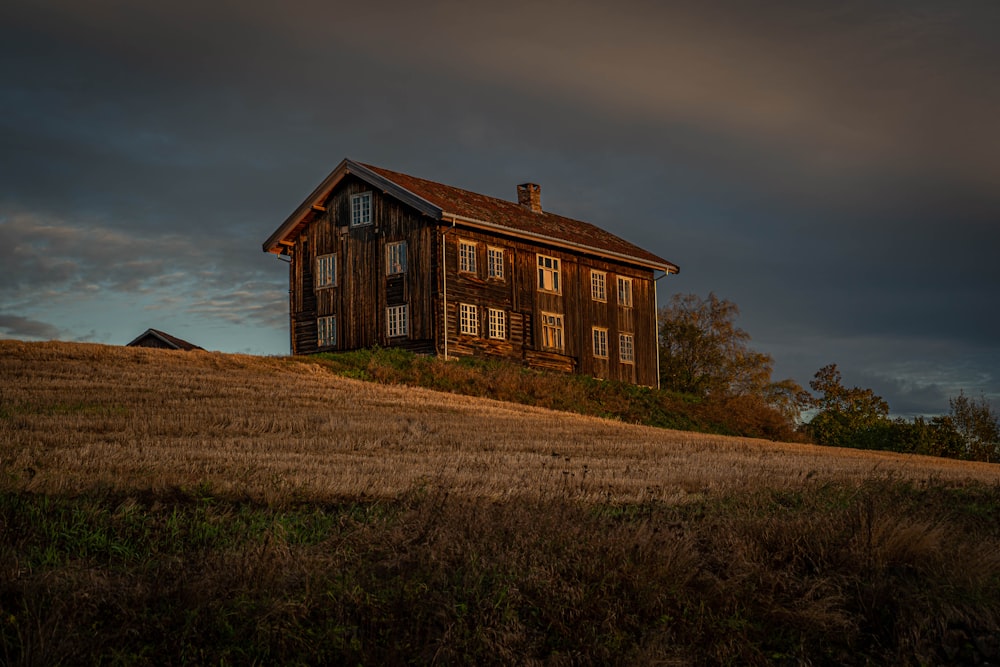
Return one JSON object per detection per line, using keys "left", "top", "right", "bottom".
{"left": 2, "top": 340, "right": 998, "bottom": 503}
{"left": 3, "top": 340, "right": 1000, "bottom": 665}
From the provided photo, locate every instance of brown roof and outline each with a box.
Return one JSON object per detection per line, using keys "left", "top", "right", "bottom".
{"left": 126, "top": 328, "right": 203, "bottom": 351}
{"left": 264, "top": 159, "right": 678, "bottom": 273}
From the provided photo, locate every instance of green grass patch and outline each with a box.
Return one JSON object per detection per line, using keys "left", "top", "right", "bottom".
{"left": 3, "top": 479, "right": 999, "bottom": 665}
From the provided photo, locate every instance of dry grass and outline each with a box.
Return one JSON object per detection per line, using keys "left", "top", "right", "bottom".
{"left": 3, "top": 341, "right": 1000, "bottom": 665}
{"left": 2, "top": 339, "right": 998, "bottom": 503}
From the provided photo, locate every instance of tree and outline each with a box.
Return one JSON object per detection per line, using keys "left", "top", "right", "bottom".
{"left": 658, "top": 293, "right": 808, "bottom": 421}
{"left": 949, "top": 392, "right": 1000, "bottom": 462}
{"left": 806, "top": 364, "right": 889, "bottom": 449}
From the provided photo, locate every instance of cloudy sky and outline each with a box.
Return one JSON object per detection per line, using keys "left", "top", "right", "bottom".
{"left": 2, "top": 1, "right": 998, "bottom": 416}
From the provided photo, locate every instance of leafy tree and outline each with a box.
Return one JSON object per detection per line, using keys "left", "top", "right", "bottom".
{"left": 949, "top": 392, "right": 1000, "bottom": 462}
{"left": 806, "top": 364, "right": 889, "bottom": 449}
{"left": 925, "top": 415, "right": 969, "bottom": 459}
{"left": 658, "top": 293, "right": 808, "bottom": 424}
{"left": 659, "top": 293, "right": 746, "bottom": 396}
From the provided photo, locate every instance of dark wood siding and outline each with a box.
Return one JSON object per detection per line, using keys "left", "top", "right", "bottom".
{"left": 289, "top": 176, "right": 435, "bottom": 355}
{"left": 436, "top": 228, "right": 659, "bottom": 385}
{"left": 285, "top": 178, "right": 661, "bottom": 385}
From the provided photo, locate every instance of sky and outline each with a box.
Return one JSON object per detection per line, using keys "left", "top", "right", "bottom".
{"left": 2, "top": 0, "right": 998, "bottom": 417}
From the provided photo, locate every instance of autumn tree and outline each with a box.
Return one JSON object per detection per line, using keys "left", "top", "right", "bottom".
{"left": 949, "top": 392, "right": 1000, "bottom": 462}
{"left": 658, "top": 293, "right": 808, "bottom": 423}
{"left": 806, "top": 363, "right": 890, "bottom": 449}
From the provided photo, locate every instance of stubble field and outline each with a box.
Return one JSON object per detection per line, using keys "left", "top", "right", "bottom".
{"left": 2, "top": 340, "right": 1000, "bottom": 665}
{"left": 2, "top": 340, "right": 997, "bottom": 501}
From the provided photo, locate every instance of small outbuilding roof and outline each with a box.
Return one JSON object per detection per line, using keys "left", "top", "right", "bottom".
{"left": 126, "top": 328, "right": 203, "bottom": 351}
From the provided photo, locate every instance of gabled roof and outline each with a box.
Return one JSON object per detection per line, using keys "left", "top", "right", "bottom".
{"left": 263, "top": 158, "right": 678, "bottom": 273}
{"left": 126, "top": 328, "right": 203, "bottom": 351}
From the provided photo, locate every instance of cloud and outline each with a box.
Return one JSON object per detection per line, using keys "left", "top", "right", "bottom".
{"left": 0, "top": 210, "right": 201, "bottom": 293}
{"left": 0, "top": 314, "right": 63, "bottom": 340}
{"left": 0, "top": 208, "right": 287, "bottom": 332}
{"left": 2, "top": 1, "right": 998, "bottom": 414}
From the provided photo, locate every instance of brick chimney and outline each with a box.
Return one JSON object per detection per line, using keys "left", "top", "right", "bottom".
{"left": 517, "top": 183, "right": 542, "bottom": 213}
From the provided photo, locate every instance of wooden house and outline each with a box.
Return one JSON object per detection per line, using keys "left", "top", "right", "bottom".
{"left": 126, "top": 328, "right": 203, "bottom": 351}
{"left": 263, "top": 159, "right": 679, "bottom": 386}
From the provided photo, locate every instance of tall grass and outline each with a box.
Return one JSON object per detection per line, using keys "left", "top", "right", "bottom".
{"left": 3, "top": 340, "right": 1000, "bottom": 664}
{"left": 3, "top": 481, "right": 1000, "bottom": 665}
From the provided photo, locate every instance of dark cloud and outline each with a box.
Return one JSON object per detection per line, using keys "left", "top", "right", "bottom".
{"left": 1, "top": 0, "right": 998, "bottom": 413}
{"left": 0, "top": 314, "right": 62, "bottom": 340}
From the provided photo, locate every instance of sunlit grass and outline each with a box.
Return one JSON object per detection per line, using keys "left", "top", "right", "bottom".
{"left": 2, "top": 340, "right": 997, "bottom": 504}
{"left": 2, "top": 340, "right": 1000, "bottom": 664}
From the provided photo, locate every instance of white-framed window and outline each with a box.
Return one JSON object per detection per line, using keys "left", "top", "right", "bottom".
{"left": 488, "top": 246, "right": 504, "bottom": 279}
{"left": 459, "top": 240, "right": 477, "bottom": 274}
{"left": 351, "top": 192, "right": 372, "bottom": 227}
{"left": 317, "top": 315, "right": 336, "bottom": 348}
{"left": 460, "top": 303, "right": 479, "bottom": 336}
{"left": 316, "top": 254, "right": 336, "bottom": 288}
{"left": 617, "top": 277, "right": 633, "bottom": 307}
{"left": 386, "top": 241, "right": 407, "bottom": 275}
{"left": 537, "top": 254, "right": 560, "bottom": 293}
{"left": 541, "top": 312, "right": 564, "bottom": 351}
{"left": 386, "top": 304, "right": 408, "bottom": 338}
{"left": 592, "top": 327, "right": 608, "bottom": 358}
{"left": 591, "top": 270, "right": 606, "bottom": 302}
{"left": 619, "top": 333, "right": 635, "bottom": 363}
{"left": 488, "top": 308, "right": 506, "bottom": 340}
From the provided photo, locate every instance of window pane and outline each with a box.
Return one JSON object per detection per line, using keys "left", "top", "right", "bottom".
{"left": 351, "top": 192, "right": 372, "bottom": 226}
{"left": 316, "top": 254, "right": 336, "bottom": 288}
{"left": 541, "top": 313, "right": 564, "bottom": 351}
{"left": 460, "top": 241, "right": 477, "bottom": 273}
{"left": 620, "top": 334, "right": 634, "bottom": 362}
{"left": 618, "top": 277, "right": 633, "bottom": 307}
{"left": 387, "top": 242, "right": 406, "bottom": 275}
{"left": 460, "top": 303, "right": 478, "bottom": 336}
{"left": 387, "top": 305, "right": 408, "bottom": 337}
{"left": 488, "top": 247, "right": 504, "bottom": 279}
{"left": 489, "top": 308, "right": 506, "bottom": 339}
{"left": 591, "top": 271, "right": 606, "bottom": 301}
{"left": 318, "top": 316, "right": 336, "bottom": 347}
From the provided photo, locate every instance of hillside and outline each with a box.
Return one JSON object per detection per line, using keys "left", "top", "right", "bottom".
{"left": 4, "top": 340, "right": 1000, "bottom": 665}
{"left": 3, "top": 340, "right": 998, "bottom": 500}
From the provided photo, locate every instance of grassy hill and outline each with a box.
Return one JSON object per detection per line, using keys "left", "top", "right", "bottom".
{"left": 2, "top": 340, "right": 1000, "bottom": 664}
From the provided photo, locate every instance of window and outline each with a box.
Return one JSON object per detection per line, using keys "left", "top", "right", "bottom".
{"left": 317, "top": 315, "right": 336, "bottom": 348}
{"left": 460, "top": 303, "right": 479, "bottom": 336}
{"left": 386, "top": 304, "right": 408, "bottom": 337}
{"left": 591, "top": 271, "right": 606, "bottom": 302}
{"left": 488, "top": 247, "right": 504, "bottom": 279}
{"left": 488, "top": 308, "right": 506, "bottom": 339}
{"left": 386, "top": 241, "right": 407, "bottom": 275}
{"left": 540, "top": 312, "right": 564, "bottom": 351}
{"left": 619, "top": 333, "right": 634, "bottom": 363}
{"left": 316, "top": 254, "right": 336, "bottom": 288}
{"left": 459, "top": 240, "right": 477, "bottom": 274}
{"left": 617, "top": 277, "right": 633, "bottom": 307}
{"left": 351, "top": 192, "right": 372, "bottom": 227}
{"left": 592, "top": 327, "right": 608, "bottom": 358}
{"left": 537, "top": 255, "right": 560, "bottom": 293}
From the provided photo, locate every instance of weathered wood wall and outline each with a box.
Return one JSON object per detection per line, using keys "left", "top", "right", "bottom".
{"left": 290, "top": 175, "right": 436, "bottom": 355}
{"left": 285, "top": 175, "right": 661, "bottom": 385}
{"left": 439, "top": 228, "right": 659, "bottom": 385}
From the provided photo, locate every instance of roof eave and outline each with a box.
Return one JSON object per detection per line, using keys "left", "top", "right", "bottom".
{"left": 263, "top": 159, "right": 442, "bottom": 253}
{"left": 440, "top": 212, "right": 679, "bottom": 274}
{"left": 127, "top": 329, "right": 181, "bottom": 350}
